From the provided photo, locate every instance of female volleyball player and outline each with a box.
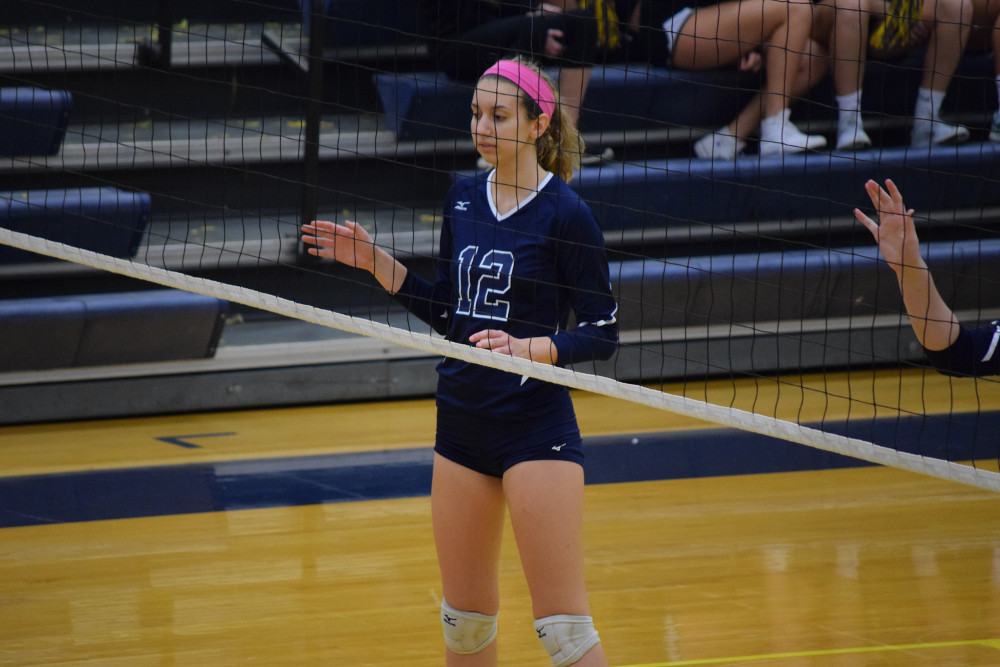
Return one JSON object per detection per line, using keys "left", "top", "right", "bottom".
{"left": 855, "top": 178, "right": 999, "bottom": 377}
{"left": 301, "top": 57, "right": 618, "bottom": 666}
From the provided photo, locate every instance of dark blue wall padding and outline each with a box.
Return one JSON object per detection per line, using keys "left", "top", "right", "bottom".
{"left": 372, "top": 65, "right": 759, "bottom": 141}
{"left": 578, "top": 142, "right": 1000, "bottom": 231}
{"left": 611, "top": 238, "right": 1000, "bottom": 331}
{"left": 0, "top": 87, "right": 73, "bottom": 157}
{"left": 0, "top": 290, "right": 229, "bottom": 372}
{"left": 0, "top": 187, "right": 151, "bottom": 263}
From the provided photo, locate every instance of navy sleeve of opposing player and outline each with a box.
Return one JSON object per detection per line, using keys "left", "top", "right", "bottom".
{"left": 923, "top": 321, "right": 1000, "bottom": 377}
{"left": 550, "top": 193, "right": 619, "bottom": 366}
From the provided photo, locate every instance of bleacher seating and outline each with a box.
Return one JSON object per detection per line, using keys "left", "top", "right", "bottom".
{"left": 373, "top": 65, "right": 760, "bottom": 142}
{"left": 577, "top": 142, "right": 1000, "bottom": 232}
{"left": 0, "top": 87, "right": 72, "bottom": 157}
{"left": 372, "top": 50, "right": 997, "bottom": 143}
{"left": 795, "top": 48, "right": 998, "bottom": 123}
{"left": 0, "top": 290, "right": 228, "bottom": 371}
{"left": 263, "top": 0, "right": 428, "bottom": 75}
{"left": 611, "top": 238, "right": 1000, "bottom": 331}
{"left": 301, "top": 0, "right": 422, "bottom": 51}
{"left": 0, "top": 188, "right": 151, "bottom": 263}
{"left": 4, "top": 0, "right": 298, "bottom": 25}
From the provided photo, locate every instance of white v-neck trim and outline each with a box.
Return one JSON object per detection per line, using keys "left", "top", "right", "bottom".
{"left": 486, "top": 170, "right": 554, "bottom": 221}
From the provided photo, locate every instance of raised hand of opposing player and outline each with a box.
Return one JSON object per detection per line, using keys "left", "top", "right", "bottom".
{"left": 854, "top": 178, "right": 959, "bottom": 350}
{"left": 301, "top": 220, "right": 377, "bottom": 273}
{"left": 854, "top": 178, "right": 922, "bottom": 275}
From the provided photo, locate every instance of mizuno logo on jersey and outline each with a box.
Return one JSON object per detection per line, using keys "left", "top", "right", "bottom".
{"left": 455, "top": 201, "right": 470, "bottom": 211}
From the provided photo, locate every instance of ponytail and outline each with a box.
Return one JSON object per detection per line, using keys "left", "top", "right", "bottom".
{"left": 507, "top": 57, "right": 584, "bottom": 182}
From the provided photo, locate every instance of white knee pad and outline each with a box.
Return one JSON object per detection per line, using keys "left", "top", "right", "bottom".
{"left": 534, "top": 614, "right": 601, "bottom": 667}
{"left": 440, "top": 600, "right": 498, "bottom": 655}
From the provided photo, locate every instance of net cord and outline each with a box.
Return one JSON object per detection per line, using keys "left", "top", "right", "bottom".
{"left": 3, "top": 227, "right": 998, "bottom": 494}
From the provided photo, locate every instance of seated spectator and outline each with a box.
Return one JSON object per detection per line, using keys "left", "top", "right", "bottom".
{"left": 965, "top": 0, "right": 1000, "bottom": 142}
{"left": 812, "top": 0, "right": 973, "bottom": 150}
{"left": 620, "top": 0, "right": 828, "bottom": 158}
{"left": 419, "top": 0, "right": 615, "bottom": 164}
{"left": 855, "top": 178, "right": 999, "bottom": 377}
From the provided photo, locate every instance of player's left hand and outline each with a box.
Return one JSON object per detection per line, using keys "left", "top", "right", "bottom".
{"left": 470, "top": 329, "right": 526, "bottom": 357}
{"left": 469, "top": 330, "right": 556, "bottom": 364}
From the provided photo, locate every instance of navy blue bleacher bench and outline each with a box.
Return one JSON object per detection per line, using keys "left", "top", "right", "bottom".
{"left": 0, "top": 87, "right": 72, "bottom": 157}
{"left": 577, "top": 142, "right": 1000, "bottom": 231}
{"left": 372, "top": 65, "right": 759, "bottom": 141}
{"left": 4, "top": 1, "right": 298, "bottom": 24}
{"left": 611, "top": 237, "right": 1000, "bottom": 331}
{"left": 301, "top": 0, "right": 424, "bottom": 54}
{"left": 0, "top": 290, "right": 228, "bottom": 372}
{"left": 0, "top": 188, "right": 151, "bottom": 264}
{"left": 264, "top": 1, "right": 426, "bottom": 75}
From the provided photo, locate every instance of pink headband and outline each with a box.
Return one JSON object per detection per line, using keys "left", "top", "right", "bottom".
{"left": 480, "top": 60, "right": 556, "bottom": 118}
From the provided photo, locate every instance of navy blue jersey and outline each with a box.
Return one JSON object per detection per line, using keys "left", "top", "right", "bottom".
{"left": 923, "top": 321, "right": 1000, "bottom": 377}
{"left": 394, "top": 170, "right": 619, "bottom": 418}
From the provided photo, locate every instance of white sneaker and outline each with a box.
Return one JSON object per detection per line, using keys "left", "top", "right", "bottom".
{"left": 836, "top": 124, "right": 872, "bottom": 151}
{"left": 759, "top": 109, "right": 827, "bottom": 156}
{"left": 580, "top": 145, "right": 615, "bottom": 166}
{"left": 989, "top": 111, "right": 1000, "bottom": 143}
{"left": 693, "top": 130, "right": 747, "bottom": 159}
{"left": 910, "top": 120, "right": 970, "bottom": 148}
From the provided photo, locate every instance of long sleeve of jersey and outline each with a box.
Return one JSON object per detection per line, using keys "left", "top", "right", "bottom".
{"left": 549, "top": 210, "right": 618, "bottom": 366}
{"left": 923, "top": 321, "right": 1000, "bottom": 378}
{"left": 390, "top": 220, "right": 454, "bottom": 337}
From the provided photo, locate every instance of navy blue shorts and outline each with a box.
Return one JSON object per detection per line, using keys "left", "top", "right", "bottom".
{"left": 435, "top": 404, "right": 584, "bottom": 478}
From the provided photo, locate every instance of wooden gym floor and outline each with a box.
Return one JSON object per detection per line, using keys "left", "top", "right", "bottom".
{"left": 1, "top": 367, "right": 998, "bottom": 666}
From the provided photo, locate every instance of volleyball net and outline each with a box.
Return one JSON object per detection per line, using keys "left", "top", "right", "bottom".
{"left": 1, "top": 0, "right": 998, "bottom": 491}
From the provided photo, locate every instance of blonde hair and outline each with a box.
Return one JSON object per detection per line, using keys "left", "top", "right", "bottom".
{"left": 480, "top": 57, "right": 584, "bottom": 182}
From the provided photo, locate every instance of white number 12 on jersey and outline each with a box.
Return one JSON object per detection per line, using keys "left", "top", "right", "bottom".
{"left": 455, "top": 245, "right": 514, "bottom": 321}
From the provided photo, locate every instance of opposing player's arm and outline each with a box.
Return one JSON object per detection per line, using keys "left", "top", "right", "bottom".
{"left": 854, "top": 179, "right": 959, "bottom": 351}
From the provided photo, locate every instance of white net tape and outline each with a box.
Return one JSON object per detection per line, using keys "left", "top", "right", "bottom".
{"left": 3, "top": 226, "right": 998, "bottom": 493}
